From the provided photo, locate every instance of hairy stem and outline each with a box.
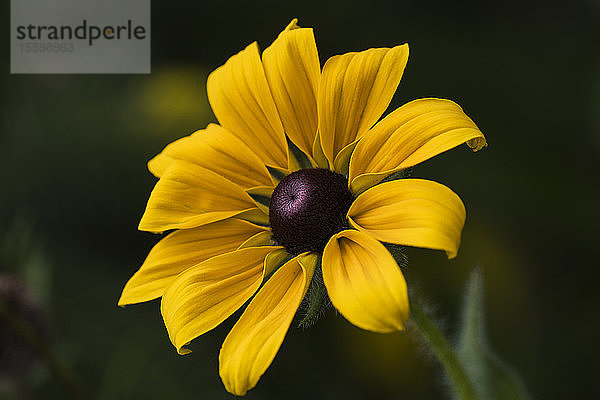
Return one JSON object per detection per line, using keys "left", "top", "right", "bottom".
{"left": 408, "top": 298, "right": 477, "bottom": 400}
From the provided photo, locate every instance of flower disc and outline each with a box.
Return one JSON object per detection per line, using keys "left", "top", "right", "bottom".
{"left": 269, "top": 168, "right": 353, "bottom": 255}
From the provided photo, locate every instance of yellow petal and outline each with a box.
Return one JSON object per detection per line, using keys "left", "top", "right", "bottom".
{"left": 207, "top": 42, "right": 288, "bottom": 170}
{"left": 246, "top": 185, "right": 275, "bottom": 198}
{"left": 161, "top": 246, "right": 281, "bottom": 355}
{"left": 238, "top": 230, "right": 273, "bottom": 249}
{"left": 263, "top": 248, "right": 290, "bottom": 275}
{"left": 322, "top": 230, "right": 408, "bottom": 333}
{"left": 348, "top": 179, "right": 466, "bottom": 258}
{"left": 284, "top": 18, "right": 300, "bottom": 31}
{"left": 138, "top": 160, "right": 261, "bottom": 233}
{"left": 236, "top": 208, "right": 270, "bottom": 226}
{"left": 318, "top": 44, "right": 409, "bottom": 170}
{"left": 147, "top": 124, "right": 274, "bottom": 190}
{"left": 119, "top": 219, "right": 268, "bottom": 306}
{"left": 311, "top": 131, "right": 330, "bottom": 169}
{"left": 349, "top": 98, "right": 487, "bottom": 194}
{"left": 332, "top": 140, "right": 358, "bottom": 174}
{"left": 287, "top": 145, "right": 302, "bottom": 173}
{"left": 219, "top": 252, "right": 317, "bottom": 396}
{"left": 262, "top": 22, "right": 320, "bottom": 160}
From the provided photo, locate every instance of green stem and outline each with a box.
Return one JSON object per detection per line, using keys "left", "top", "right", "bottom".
{"left": 409, "top": 298, "right": 477, "bottom": 400}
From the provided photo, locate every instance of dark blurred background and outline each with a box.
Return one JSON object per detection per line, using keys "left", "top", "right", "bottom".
{"left": 1, "top": 0, "right": 599, "bottom": 399}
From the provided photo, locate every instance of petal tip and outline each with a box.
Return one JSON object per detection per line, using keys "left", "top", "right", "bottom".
{"left": 396, "top": 42, "right": 409, "bottom": 53}
{"left": 116, "top": 297, "right": 128, "bottom": 308}
{"left": 137, "top": 217, "right": 161, "bottom": 234}
{"left": 446, "top": 249, "right": 459, "bottom": 259}
{"left": 285, "top": 18, "right": 300, "bottom": 31}
{"left": 468, "top": 136, "right": 488, "bottom": 152}
{"left": 177, "top": 346, "right": 192, "bottom": 356}
{"left": 147, "top": 156, "right": 162, "bottom": 177}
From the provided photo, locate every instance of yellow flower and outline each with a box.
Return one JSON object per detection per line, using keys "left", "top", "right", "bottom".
{"left": 119, "top": 19, "right": 486, "bottom": 396}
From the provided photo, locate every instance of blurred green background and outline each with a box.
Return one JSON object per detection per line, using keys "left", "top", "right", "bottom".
{"left": 1, "top": 0, "right": 599, "bottom": 398}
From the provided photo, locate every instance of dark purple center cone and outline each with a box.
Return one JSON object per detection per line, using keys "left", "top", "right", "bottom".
{"left": 269, "top": 168, "right": 354, "bottom": 255}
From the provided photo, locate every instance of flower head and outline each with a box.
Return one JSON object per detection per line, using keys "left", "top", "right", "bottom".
{"left": 119, "top": 18, "right": 486, "bottom": 396}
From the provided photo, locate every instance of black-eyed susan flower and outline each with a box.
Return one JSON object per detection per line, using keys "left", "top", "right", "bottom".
{"left": 119, "top": 19, "right": 486, "bottom": 396}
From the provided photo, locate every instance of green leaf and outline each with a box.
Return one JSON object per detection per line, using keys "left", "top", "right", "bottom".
{"left": 457, "top": 268, "right": 531, "bottom": 400}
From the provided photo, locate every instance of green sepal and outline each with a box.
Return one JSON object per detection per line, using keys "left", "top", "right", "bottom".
{"left": 298, "top": 257, "right": 330, "bottom": 328}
